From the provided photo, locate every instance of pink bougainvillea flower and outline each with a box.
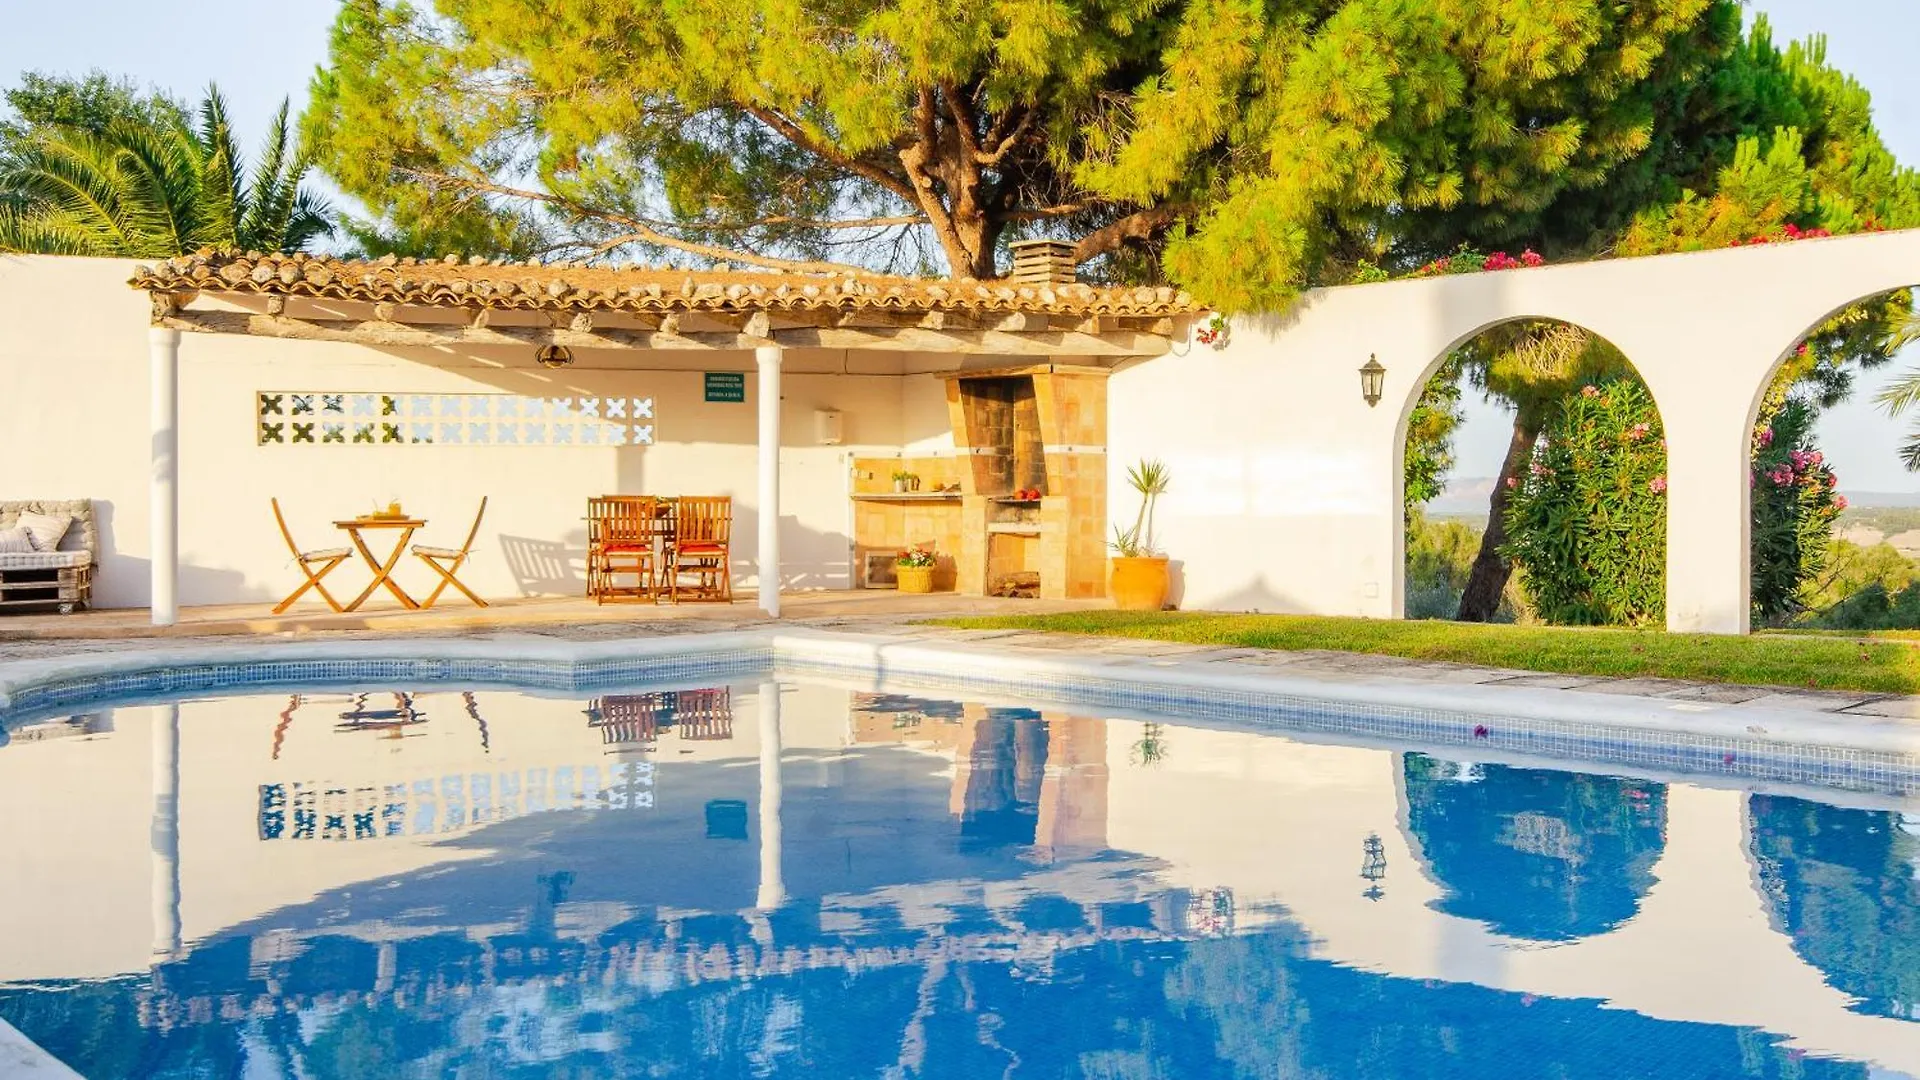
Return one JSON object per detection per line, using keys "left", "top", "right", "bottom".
{"left": 1649, "top": 476, "right": 1668, "bottom": 494}
{"left": 1835, "top": 494, "right": 1850, "bottom": 511}
{"left": 1521, "top": 249, "right": 1544, "bottom": 267}
{"left": 1505, "top": 477, "right": 1519, "bottom": 489}
{"left": 1759, "top": 428, "right": 1775, "bottom": 447}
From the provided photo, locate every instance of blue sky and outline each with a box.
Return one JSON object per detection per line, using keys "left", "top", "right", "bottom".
{"left": 3, "top": 1, "right": 1916, "bottom": 491}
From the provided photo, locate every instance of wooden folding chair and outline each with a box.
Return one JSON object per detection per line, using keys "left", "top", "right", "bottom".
{"left": 667, "top": 496, "right": 732, "bottom": 602}
{"left": 412, "top": 497, "right": 489, "bottom": 608}
{"left": 587, "top": 496, "right": 660, "bottom": 603}
{"left": 271, "top": 498, "right": 351, "bottom": 614}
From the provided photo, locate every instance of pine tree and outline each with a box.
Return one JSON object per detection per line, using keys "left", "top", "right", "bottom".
{"left": 302, "top": 0, "right": 1742, "bottom": 283}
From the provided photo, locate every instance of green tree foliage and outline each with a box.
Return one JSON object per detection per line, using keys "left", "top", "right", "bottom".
{"left": 1402, "top": 356, "right": 1463, "bottom": 515}
{"left": 307, "top": 1, "right": 1782, "bottom": 287}
{"left": 0, "top": 71, "right": 186, "bottom": 143}
{"left": 304, "top": 0, "right": 1193, "bottom": 275}
{"left": 0, "top": 82, "right": 332, "bottom": 257}
{"left": 1404, "top": 512, "right": 1524, "bottom": 622}
{"left": 1503, "top": 379, "right": 1668, "bottom": 626}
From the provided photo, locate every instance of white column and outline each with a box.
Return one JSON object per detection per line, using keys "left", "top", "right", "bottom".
{"left": 150, "top": 327, "right": 181, "bottom": 627}
{"left": 756, "top": 346, "right": 783, "bottom": 617}
{"left": 756, "top": 681, "right": 785, "bottom": 910}
{"left": 1664, "top": 407, "right": 1753, "bottom": 635}
{"left": 151, "top": 703, "right": 181, "bottom": 959}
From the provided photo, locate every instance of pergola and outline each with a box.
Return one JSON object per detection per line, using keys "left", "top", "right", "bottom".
{"left": 129, "top": 246, "right": 1197, "bottom": 624}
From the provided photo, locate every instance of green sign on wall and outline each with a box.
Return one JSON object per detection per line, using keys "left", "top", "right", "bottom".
{"left": 704, "top": 371, "right": 746, "bottom": 403}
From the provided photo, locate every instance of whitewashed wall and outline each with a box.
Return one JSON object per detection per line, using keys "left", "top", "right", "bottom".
{"left": 0, "top": 255, "right": 957, "bottom": 608}
{"left": 1110, "top": 228, "right": 1920, "bottom": 632}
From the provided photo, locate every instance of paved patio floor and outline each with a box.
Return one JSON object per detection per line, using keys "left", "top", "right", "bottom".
{"left": 0, "top": 590, "right": 1103, "bottom": 656}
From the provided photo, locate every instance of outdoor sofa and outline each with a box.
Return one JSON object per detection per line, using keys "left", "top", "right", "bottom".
{"left": 0, "top": 499, "right": 96, "bottom": 614}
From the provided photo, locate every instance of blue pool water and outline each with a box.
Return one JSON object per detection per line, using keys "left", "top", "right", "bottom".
{"left": 2, "top": 679, "right": 1918, "bottom": 1078}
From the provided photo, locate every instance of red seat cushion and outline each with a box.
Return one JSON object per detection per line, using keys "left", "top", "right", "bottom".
{"left": 601, "top": 542, "right": 651, "bottom": 553}
{"left": 677, "top": 542, "right": 727, "bottom": 555}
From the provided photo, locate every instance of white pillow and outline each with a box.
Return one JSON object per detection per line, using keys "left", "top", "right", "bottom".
{"left": 0, "top": 527, "right": 33, "bottom": 554}
{"left": 14, "top": 512, "right": 72, "bottom": 553}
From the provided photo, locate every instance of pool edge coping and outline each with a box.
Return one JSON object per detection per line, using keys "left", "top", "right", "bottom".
{"left": 1, "top": 627, "right": 1915, "bottom": 757}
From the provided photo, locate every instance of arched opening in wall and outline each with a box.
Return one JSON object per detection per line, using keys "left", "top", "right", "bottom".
{"left": 1400, "top": 319, "right": 1669, "bottom": 627}
{"left": 1749, "top": 287, "right": 1917, "bottom": 631}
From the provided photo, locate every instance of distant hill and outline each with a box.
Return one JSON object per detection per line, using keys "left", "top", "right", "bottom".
{"left": 1840, "top": 491, "right": 1920, "bottom": 508}
{"left": 1427, "top": 477, "right": 1497, "bottom": 517}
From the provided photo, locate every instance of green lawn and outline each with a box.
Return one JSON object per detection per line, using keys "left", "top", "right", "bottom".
{"left": 927, "top": 611, "right": 1920, "bottom": 695}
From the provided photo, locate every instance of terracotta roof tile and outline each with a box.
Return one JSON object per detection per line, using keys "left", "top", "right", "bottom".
{"left": 130, "top": 250, "right": 1197, "bottom": 319}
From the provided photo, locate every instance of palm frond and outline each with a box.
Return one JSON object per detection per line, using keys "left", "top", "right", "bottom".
{"left": 1875, "top": 366, "right": 1920, "bottom": 419}
{"left": 1, "top": 80, "right": 333, "bottom": 257}
{"left": 0, "top": 129, "right": 147, "bottom": 255}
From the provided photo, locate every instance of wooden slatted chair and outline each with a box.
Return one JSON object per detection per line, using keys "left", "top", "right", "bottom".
{"left": 412, "top": 497, "right": 489, "bottom": 608}
{"left": 271, "top": 498, "right": 351, "bottom": 614}
{"left": 667, "top": 496, "right": 732, "bottom": 602}
{"left": 588, "top": 496, "right": 660, "bottom": 603}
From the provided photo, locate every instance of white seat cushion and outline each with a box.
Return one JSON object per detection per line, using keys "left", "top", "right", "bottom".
{"left": 301, "top": 547, "right": 352, "bottom": 562}
{"left": 0, "top": 550, "right": 91, "bottom": 571}
{"left": 413, "top": 545, "right": 464, "bottom": 559}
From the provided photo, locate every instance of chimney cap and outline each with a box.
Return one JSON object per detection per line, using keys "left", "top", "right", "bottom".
{"left": 1007, "top": 238, "right": 1078, "bottom": 285}
{"left": 1009, "top": 238, "right": 1076, "bottom": 255}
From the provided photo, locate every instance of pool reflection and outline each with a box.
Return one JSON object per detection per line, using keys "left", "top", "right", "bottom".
{"left": 1752, "top": 794, "right": 1920, "bottom": 1022}
{"left": 0, "top": 685, "right": 1912, "bottom": 1078}
{"left": 1401, "top": 754, "right": 1668, "bottom": 941}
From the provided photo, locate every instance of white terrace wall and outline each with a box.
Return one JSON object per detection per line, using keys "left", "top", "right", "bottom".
{"left": 0, "top": 256, "right": 958, "bottom": 608}
{"left": 1111, "top": 227, "right": 1920, "bottom": 632}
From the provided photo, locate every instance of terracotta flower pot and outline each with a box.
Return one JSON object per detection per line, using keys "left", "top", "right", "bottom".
{"left": 896, "top": 565, "right": 935, "bottom": 594}
{"left": 1109, "top": 556, "right": 1170, "bottom": 611}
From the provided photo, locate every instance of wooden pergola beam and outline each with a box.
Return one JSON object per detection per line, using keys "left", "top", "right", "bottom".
{"left": 161, "top": 306, "right": 1174, "bottom": 356}
{"left": 162, "top": 309, "right": 748, "bottom": 351}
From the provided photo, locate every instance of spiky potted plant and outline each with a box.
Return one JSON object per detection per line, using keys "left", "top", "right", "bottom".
{"left": 1109, "top": 459, "right": 1171, "bottom": 610}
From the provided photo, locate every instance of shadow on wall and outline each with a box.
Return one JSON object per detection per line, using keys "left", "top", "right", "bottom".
{"left": 498, "top": 531, "right": 587, "bottom": 597}
{"left": 1191, "top": 575, "right": 1309, "bottom": 615}
{"left": 499, "top": 514, "right": 855, "bottom": 597}
{"left": 97, "top": 553, "right": 253, "bottom": 610}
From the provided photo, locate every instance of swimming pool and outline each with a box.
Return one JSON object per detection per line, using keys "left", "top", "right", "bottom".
{"left": 2, "top": 673, "right": 1918, "bottom": 1078}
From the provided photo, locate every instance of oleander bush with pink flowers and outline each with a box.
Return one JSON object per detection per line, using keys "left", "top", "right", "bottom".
{"left": 1502, "top": 380, "right": 1669, "bottom": 626}
{"left": 1750, "top": 398, "right": 1844, "bottom": 624}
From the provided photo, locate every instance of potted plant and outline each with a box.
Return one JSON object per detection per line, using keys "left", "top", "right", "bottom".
{"left": 896, "top": 545, "right": 937, "bottom": 593}
{"left": 891, "top": 469, "right": 914, "bottom": 493}
{"left": 1109, "top": 459, "right": 1171, "bottom": 610}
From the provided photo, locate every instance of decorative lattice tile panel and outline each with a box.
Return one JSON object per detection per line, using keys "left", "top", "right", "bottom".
{"left": 255, "top": 392, "right": 655, "bottom": 447}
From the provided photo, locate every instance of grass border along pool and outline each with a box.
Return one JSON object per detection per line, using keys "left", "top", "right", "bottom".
{"left": 926, "top": 611, "right": 1920, "bottom": 695}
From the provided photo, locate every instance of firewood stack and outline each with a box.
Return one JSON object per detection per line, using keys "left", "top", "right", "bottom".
{"left": 990, "top": 572, "right": 1040, "bottom": 599}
